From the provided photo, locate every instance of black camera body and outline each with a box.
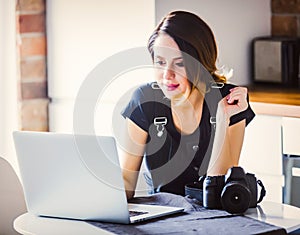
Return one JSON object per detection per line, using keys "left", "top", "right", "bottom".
{"left": 203, "top": 166, "right": 264, "bottom": 214}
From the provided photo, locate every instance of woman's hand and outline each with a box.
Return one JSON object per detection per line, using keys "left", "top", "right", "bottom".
{"left": 217, "top": 86, "right": 249, "bottom": 121}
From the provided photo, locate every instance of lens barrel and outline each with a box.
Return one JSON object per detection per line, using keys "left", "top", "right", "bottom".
{"left": 221, "top": 182, "right": 251, "bottom": 214}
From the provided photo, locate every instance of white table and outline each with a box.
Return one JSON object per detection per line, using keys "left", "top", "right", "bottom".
{"left": 14, "top": 201, "right": 300, "bottom": 235}
{"left": 244, "top": 201, "right": 300, "bottom": 233}
{"left": 14, "top": 213, "right": 113, "bottom": 235}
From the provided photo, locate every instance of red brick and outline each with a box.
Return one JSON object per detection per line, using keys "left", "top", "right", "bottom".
{"left": 20, "top": 99, "right": 49, "bottom": 131}
{"left": 21, "top": 58, "right": 46, "bottom": 81}
{"left": 16, "top": 15, "right": 20, "bottom": 33}
{"left": 21, "top": 81, "right": 47, "bottom": 99}
{"left": 20, "top": 35, "right": 46, "bottom": 57}
{"left": 19, "top": 14, "right": 45, "bottom": 33}
{"left": 272, "top": 0, "right": 300, "bottom": 14}
{"left": 271, "top": 15, "right": 298, "bottom": 36}
{"left": 17, "top": 0, "right": 45, "bottom": 12}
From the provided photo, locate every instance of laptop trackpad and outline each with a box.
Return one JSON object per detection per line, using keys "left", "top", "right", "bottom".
{"left": 128, "top": 203, "right": 183, "bottom": 223}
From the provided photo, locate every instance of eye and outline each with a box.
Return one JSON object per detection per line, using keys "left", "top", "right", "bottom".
{"left": 154, "top": 60, "right": 166, "bottom": 66}
{"left": 175, "top": 62, "right": 184, "bottom": 67}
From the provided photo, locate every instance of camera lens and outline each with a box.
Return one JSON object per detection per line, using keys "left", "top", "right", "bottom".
{"left": 221, "top": 183, "right": 251, "bottom": 214}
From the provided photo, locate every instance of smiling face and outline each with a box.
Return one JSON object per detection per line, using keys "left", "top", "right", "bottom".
{"left": 153, "top": 34, "right": 191, "bottom": 102}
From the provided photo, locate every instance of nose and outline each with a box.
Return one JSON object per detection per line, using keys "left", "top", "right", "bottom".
{"left": 163, "top": 67, "right": 175, "bottom": 80}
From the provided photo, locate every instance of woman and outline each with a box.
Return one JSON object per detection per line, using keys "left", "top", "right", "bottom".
{"left": 120, "top": 11, "right": 255, "bottom": 199}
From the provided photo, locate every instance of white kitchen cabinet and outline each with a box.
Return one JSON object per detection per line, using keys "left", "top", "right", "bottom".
{"left": 239, "top": 114, "right": 284, "bottom": 203}
{"left": 282, "top": 117, "right": 300, "bottom": 207}
{"left": 282, "top": 117, "right": 300, "bottom": 156}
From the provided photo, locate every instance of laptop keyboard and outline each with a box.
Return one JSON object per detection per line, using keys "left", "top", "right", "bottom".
{"left": 129, "top": 210, "right": 149, "bottom": 217}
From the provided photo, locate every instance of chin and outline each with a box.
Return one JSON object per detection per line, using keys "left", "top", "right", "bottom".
{"left": 161, "top": 89, "right": 180, "bottom": 100}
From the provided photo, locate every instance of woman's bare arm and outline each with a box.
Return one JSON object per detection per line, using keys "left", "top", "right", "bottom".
{"left": 207, "top": 87, "right": 248, "bottom": 176}
{"left": 119, "top": 118, "right": 148, "bottom": 199}
{"left": 207, "top": 118, "right": 245, "bottom": 175}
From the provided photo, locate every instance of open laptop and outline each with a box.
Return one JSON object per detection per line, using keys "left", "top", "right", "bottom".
{"left": 13, "top": 131, "right": 184, "bottom": 224}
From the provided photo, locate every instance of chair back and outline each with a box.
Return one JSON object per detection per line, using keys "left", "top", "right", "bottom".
{"left": 0, "top": 156, "right": 27, "bottom": 235}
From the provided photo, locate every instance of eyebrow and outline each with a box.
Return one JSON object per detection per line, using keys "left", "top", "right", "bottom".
{"left": 155, "top": 55, "right": 183, "bottom": 60}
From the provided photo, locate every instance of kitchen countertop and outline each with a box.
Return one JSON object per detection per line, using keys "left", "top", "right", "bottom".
{"left": 247, "top": 84, "right": 300, "bottom": 118}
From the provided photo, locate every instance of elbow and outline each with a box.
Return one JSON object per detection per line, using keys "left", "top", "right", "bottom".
{"left": 126, "top": 190, "right": 135, "bottom": 200}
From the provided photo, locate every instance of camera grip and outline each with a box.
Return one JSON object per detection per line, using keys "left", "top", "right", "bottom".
{"left": 203, "top": 175, "right": 225, "bottom": 209}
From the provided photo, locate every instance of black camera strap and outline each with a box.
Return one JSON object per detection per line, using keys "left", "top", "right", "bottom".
{"left": 184, "top": 175, "right": 206, "bottom": 203}
{"left": 257, "top": 179, "right": 266, "bottom": 204}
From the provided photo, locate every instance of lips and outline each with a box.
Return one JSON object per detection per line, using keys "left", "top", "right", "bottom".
{"left": 165, "top": 84, "right": 179, "bottom": 91}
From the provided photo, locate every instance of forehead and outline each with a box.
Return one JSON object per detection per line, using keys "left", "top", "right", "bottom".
{"left": 153, "top": 34, "right": 182, "bottom": 58}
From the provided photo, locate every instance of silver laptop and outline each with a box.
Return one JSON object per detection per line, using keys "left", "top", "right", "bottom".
{"left": 13, "top": 131, "right": 184, "bottom": 224}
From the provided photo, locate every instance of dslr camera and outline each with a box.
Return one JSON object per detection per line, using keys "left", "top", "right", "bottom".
{"left": 203, "top": 166, "right": 266, "bottom": 214}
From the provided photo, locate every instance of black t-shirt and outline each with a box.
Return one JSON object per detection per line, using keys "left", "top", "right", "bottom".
{"left": 122, "top": 82, "right": 255, "bottom": 195}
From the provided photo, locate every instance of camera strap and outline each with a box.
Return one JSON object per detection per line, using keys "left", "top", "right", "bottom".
{"left": 257, "top": 179, "right": 266, "bottom": 204}
{"left": 184, "top": 175, "right": 206, "bottom": 203}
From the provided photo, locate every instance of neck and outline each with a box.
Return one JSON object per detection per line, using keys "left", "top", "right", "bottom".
{"left": 171, "top": 85, "right": 205, "bottom": 111}
{"left": 171, "top": 85, "right": 206, "bottom": 135}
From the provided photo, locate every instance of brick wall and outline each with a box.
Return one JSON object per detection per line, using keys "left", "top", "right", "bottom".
{"left": 272, "top": 0, "right": 300, "bottom": 36}
{"left": 16, "top": 0, "right": 48, "bottom": 131}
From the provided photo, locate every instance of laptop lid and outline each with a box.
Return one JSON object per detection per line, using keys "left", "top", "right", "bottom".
{"left": 13, "top": 131, "right": 183, "bottom": 224}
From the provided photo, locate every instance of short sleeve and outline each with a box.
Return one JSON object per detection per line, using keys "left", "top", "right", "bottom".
{"left": 220, "top": 84, "right": 255, "bottom": 126}
{"left": 121, "top": 84, "right": 154, "bottom": 132}
{"left": 229, "top": 93, "right": 255, "bottom": 126}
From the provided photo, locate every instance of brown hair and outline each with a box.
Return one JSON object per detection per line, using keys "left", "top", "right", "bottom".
{"left": 148, "top": 11, "right": 226, "bottom": 88}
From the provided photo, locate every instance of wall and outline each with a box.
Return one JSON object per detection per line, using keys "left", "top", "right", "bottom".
{"left": 47, "top": 0, "right": 155, "bottom": 134}
{"left": 155, "top": 0, "right": 271, "bottom": 86}
{"left": 0, "top": 0, "right": 19, "bottom": 170}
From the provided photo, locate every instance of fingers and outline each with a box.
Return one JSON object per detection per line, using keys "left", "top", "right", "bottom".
{"left": 226, "top": 87, "right": 247, "bottom": 105}
{"left": 218, "top": 87, "right": 249, "bottom": 118}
